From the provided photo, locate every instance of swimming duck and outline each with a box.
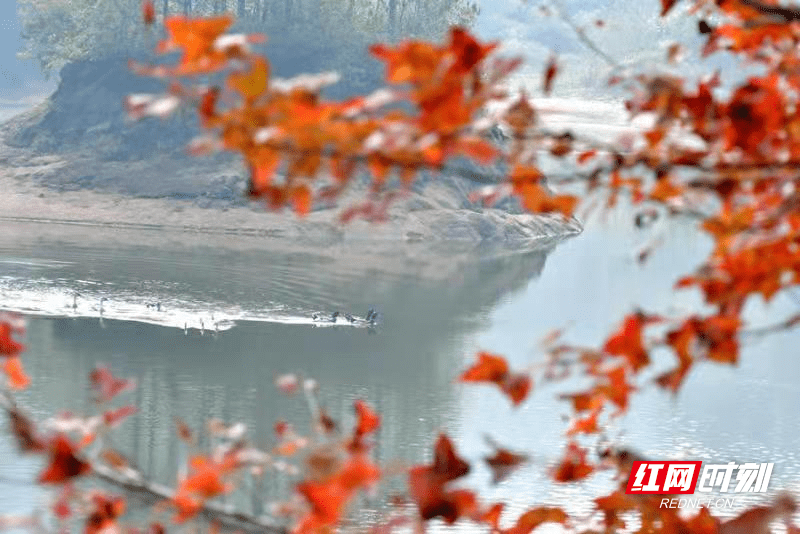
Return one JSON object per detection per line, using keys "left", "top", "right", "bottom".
{"left": 313, "top": 311, "right": 340, "bottom": 323}
{"left": 312, "top": 310, "right": 379, "bottom": 326}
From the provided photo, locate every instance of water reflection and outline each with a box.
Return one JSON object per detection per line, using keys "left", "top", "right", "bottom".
{"left": 0, "top": 220, "right": 562, "bottom": 522}
{"left": 2, "top": 215, "right": 800, "bottom": 529}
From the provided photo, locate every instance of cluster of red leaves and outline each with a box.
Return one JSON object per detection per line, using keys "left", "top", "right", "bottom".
{"left": 1, "top": 324, "right": 92, "bottom": 489}
{"left": 128, "top": 12, "right": 583, "bottom": 221}
{"left": 2, "top": 358, "right": 142, "bottom": 533}
{"left": 293, "top": 400, "right": 382, "bottom": 533}
{"left": 295, "top": 450, "right": 380, "bottom": 532}
{"left": 153, "top": 15, "right": 265, "bottom": 76}
{"left": 172, "top": 455, "right": 237, "bottom": 521}
{"left": 457, "top": 0, "right": 800, "bottom": 452}
{"left": 28, "top": 365, "right": 136, "bottom": 485}
{"left": 5, "top": 409, "right": 123, "bottom": 530}
{"left": 405, "top": 434, "right": 567, "bottom": 533}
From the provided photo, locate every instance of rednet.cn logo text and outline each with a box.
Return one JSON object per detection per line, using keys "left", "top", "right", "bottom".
{"left": 625, "top": 461, "right": 773, "bottom": 495}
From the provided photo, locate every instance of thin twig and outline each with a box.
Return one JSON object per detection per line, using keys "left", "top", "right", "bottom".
{"left": 741, "top": 313, "right": 800, "bottom": 338}
{"left": 91, "top": 463, "right": 287, "bottom": 534}
{"left": 550, "top": 1, "right": 622, "bottom": 69}
{"left": 1, "top": 397, "right": 286, "bottom": 534}
{"left": 738, "top": 0, "right": 800, "bottom": 22}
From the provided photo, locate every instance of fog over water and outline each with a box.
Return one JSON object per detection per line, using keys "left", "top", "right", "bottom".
{"left": 1, "top": 0, "right": 799, "bottom": 531}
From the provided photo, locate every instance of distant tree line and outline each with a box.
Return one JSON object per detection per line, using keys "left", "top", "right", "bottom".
{"left": 17, "top": 0, "right": 478, "bottom": 76}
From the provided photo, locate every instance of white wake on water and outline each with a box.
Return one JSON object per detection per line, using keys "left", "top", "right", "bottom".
{"left": 0, "top": 277, "right": 373, "bottom": 333}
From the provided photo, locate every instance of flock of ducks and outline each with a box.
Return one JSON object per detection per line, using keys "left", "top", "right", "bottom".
{"left": 312, "top": 308, "right": 380, "bottom": 326}
{"left": 68, "top": 293, "right": 381, "bottom": 332}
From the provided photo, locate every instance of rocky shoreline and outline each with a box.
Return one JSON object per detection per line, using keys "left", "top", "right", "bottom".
{"left": 0, "top": 99, "right": 583, "bottom": 245}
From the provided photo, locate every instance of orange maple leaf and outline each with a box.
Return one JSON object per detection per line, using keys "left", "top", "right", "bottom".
{"left": 296, "top": 452, "right": 380, "bottom": 532}
{"left": 4, "top": 357, "right": 29, "bottom": 390}
{"left": 509, "top": 166, "right": 578, "bottom": 217}
{"left": 459, "top": 352, "right": 532, "bottom": 406}
{"left": 353, "top": 399, "right": 381, "bottom": 437}
{"left": 172, "top": 455, "right": 237, "bottom": 522}
{"left": 603, "top": 312, "right": 659, "bottom": 371}
{"left": 157, "top": 15, "right": 238, "bottom": 75}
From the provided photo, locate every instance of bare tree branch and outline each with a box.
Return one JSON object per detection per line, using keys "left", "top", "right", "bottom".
{"left": 738, "top": 0, "right": 800, "bottom": 22}
{"left": 550, "top": 1, "right": 621, "bottom": 69}
{"left": 94, "top": 463, "right": 288, "bottom": 534}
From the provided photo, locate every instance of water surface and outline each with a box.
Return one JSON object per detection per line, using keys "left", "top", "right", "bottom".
{"left": 1, "top": 213, "right": 799, "bottom": 531}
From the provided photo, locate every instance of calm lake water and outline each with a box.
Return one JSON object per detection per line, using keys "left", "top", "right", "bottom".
{"left": 1, "top": 210, "right": 800, "bottom": 531}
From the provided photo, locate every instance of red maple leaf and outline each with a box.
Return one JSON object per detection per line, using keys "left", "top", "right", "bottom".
{"left": 408, "top": 434, "right": 477, "bottom": 523}
{"left": 551, "top": 442, "right": 594, "bottom": 483}
{"left": 354, "top": 399, "right": 380, "bottom": 435}
{"left": 448, "top": 27, "right": 498, "bottom": 75}
{"left": 485, "top": 442, "right": 529, "bottom": 484}
{"left": 504, "top": 507, "right": 569, "bottom": 534}
{"left": 603, "top": 312, "right": 660, "bottom": 371}
{"left": 85, "top": 494, "right": 126, "bottom": 534}
{"left": 90, "top": 366, "right": 136, "bottom": 403}
{"left": 296, "top": 451, "right": 380, "bottom": 532}
{"left": 172, "top": 455, "right": 237, "bottom": 522}
{"left": 459, "top": 352, "right": 532, "bottom": 406}
{"left": 142, "top": 0, "right": 155, "bottom": 25}
{"left": 38, "top": 434, "right": 92, "bottom": 484}
{"left": 0, "top": 320, "right": 25, "bottom": 357}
